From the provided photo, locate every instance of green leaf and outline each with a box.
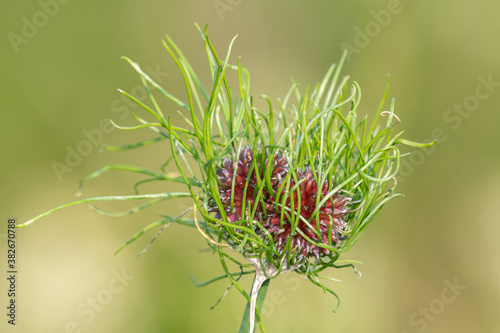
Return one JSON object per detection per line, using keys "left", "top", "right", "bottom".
{"left": 396, "top": 138, "right": 437, "bottom": 148}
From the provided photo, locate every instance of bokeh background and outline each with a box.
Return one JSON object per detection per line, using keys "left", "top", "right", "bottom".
{"left": 2, "top": 1, "right": 499, "bottom": 332}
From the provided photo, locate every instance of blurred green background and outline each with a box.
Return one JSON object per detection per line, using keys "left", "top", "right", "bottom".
{"left": 1, "top": 1, "right": 499, "bottom": 332}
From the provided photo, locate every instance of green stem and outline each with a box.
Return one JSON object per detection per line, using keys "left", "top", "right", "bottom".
{"left": 239, "top": 273, "right": 269, "bottom": 333}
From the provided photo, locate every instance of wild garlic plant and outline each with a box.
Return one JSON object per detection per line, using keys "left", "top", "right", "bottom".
{"left": 18, "top": 25, "right": 434, "bottom": 332}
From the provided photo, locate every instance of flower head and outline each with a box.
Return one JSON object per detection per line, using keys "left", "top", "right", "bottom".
{"left": 209, "top": 146, "right": 351, "bottom": 263}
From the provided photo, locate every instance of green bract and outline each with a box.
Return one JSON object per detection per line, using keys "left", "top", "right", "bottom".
{"left": 18, "top": 25, "right": 434, "bottom": 333}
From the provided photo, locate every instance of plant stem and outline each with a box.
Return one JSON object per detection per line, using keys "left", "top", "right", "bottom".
{"left": 239, "top": 271, "right": 269, "bottom": 333}
{"left": 239, "top": 257, "right": 303, "bottom": 332}
{"left": 249, "top": 271, "right": 267, "bottom": 333}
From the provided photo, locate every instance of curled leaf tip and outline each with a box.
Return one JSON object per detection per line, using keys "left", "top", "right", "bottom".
{"left": 380, "top": 111, "right": 401, "bottom": 122}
